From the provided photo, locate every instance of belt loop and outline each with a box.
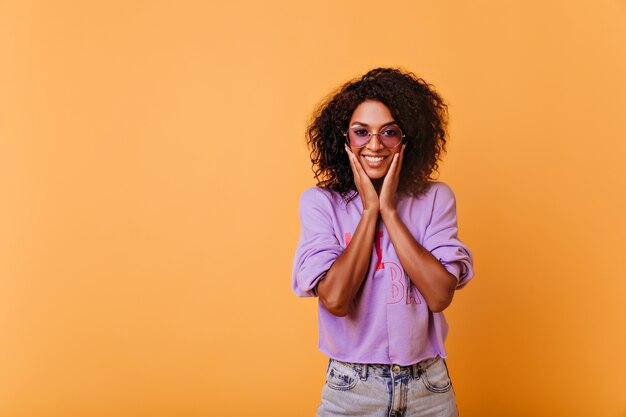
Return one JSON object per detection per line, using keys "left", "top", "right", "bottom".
{"left": 412, "top": 363, "right": 420, "bottom": 379}
{"left": 360, "top": 364, "right": 368, "bottom": 380}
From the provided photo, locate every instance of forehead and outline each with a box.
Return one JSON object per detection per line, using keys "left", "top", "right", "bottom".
{"left": 349, "top": 100, "right": 394, "bottom": 125}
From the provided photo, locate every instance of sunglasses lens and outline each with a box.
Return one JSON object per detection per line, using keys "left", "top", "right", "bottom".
{"left": 347, "top": 128, "right": 370, "bottom": 147}
{"left": 380, "top": 126, "right": 403, "bottom": 147}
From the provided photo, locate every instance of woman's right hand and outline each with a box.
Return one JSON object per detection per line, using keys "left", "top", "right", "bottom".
{"left": 345, "top": 144, "right": 379, "bottom": 212}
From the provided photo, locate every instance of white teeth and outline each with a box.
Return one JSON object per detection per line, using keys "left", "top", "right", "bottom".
{"left": 363, "top": 156, "right": 386, "bottom": 162}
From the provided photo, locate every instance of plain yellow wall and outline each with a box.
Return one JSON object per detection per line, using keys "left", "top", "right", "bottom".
{"left": 1, "top": 1, "right": 625, "bottom": 416}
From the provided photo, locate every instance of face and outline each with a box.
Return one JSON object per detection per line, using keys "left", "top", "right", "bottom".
{"left": 348, "top": 100, "right": 403, "bottom": 180}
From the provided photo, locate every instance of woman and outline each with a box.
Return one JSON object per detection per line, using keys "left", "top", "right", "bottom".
{"left": 292, "top": 68, "right": 474, "bottom": 417}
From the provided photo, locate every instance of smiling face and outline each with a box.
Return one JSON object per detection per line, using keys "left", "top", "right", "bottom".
{"left": 348, "top": 100, "right": 403, "bottom": 181}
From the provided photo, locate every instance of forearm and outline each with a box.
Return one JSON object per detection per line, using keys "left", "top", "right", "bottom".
{"left": 381, "top": 208, "right": 457, "bottom": 312}
{"left": 316, "top": 209, "right": 378, "bottom": 316}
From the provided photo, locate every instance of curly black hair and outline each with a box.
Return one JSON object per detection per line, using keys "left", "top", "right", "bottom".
{"left": 306, "top": 67, "right": 449, "bottom": 202}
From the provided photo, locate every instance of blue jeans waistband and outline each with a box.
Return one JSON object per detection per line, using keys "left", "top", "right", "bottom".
{"left": 329, "top": 356, "right": 443, "bottom": 380}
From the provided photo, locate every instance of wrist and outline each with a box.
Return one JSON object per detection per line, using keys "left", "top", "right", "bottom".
{"left": 379, "top": 191, "right": 398, "bottom": 217}
{"left": 361, "top": 206, "right": 380, "bottom": 222}
{"left": 380, "top": 206, "right": 398, "bottom": 223}
{"left": 361, "top": 198, "right": 380, "bottom": 213}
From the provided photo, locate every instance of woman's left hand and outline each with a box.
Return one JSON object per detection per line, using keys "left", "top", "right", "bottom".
{"left": 379, "top": 144, "right": 405, "bottom": 215}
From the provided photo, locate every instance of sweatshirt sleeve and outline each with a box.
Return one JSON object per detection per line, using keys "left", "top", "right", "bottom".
{"left": 291, "top": 187, "right": 344, "bottom": 297}
{"left": 422, "top": 183, "right": 474, "bottom": 289}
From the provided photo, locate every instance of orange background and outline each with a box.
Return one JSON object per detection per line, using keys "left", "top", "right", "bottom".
{"left": 1, "top": 1, "right": 625, "bottom": 416}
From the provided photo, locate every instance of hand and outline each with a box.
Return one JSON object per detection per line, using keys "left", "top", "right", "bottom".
{"left": 345, "top": 144, "right": 379, "bottom": 212}
{"left": 379, "top": 144, "right": 405, "bottom": 215}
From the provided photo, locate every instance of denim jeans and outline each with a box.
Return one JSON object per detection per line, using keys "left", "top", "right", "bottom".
{"left": 315, "top": 356, "right": 458, "bottom": 417}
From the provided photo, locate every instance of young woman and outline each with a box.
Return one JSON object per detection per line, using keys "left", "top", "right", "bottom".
{"left": 292, "top": 68, "right": 474, "bottom": 417}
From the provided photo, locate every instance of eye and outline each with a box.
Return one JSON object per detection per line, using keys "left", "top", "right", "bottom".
{"left": 352, "top": 128, "right": 369, "bottom": 137}
{"left": 381, "top": 126, "right": 402, "bottom": 138}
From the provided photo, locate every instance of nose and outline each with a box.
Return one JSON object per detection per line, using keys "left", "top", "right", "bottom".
{"left": 366, "top": 132, "right": 384, "bottom": 151}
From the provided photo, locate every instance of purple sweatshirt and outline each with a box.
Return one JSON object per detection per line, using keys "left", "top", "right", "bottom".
{"left": 292, "top": 181, "right": 474, "bottom": 366}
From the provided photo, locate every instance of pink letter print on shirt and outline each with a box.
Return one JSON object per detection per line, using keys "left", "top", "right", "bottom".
{"left": 344, "top": 232, "right": 422, "bottom": 305}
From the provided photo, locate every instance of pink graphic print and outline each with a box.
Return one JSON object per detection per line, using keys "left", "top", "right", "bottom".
{"left": 344, "top": 231, "right": 422, "bottom": 305}
{"left": 385, "top": 261, "right": 421, "bottom": 305}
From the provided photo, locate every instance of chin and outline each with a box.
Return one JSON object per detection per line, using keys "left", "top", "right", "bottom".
{"left": 365, "top": 169, "right": 390, "bottom": 180}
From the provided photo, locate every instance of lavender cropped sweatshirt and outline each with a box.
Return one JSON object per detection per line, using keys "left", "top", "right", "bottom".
{"left": 292, "top": 181, "right": 474, "bottom": 366}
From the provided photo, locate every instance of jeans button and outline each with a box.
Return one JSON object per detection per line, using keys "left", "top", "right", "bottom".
{"left": 392, "top": 365, "right": 400, "bottom": 374}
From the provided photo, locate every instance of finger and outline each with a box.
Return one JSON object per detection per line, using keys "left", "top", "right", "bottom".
{"left": 382, "top": 153, "right": 402, "bottom": 196}
{"left": 351, "top": 155, "right": 368, "bottom": 196}
{"left": 390, "top": 152, "right": 400, "bottom": 176}
{"left": 346, "top": 147, "right": 360, "bottom": 177}
{"left": 351, "top": 150, "right": 369, "bottom": 179}
{"left": 390, "top": 146, "right": 404, "bottom": 180}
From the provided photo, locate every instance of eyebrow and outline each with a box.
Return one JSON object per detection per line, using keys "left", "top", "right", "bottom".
{"left": 350, "top": 121, "right": 398, "bottom": 128}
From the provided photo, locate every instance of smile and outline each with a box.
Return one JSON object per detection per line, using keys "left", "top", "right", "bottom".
{"left": 363, "top": 155, "right": 387, "bottom": 162}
